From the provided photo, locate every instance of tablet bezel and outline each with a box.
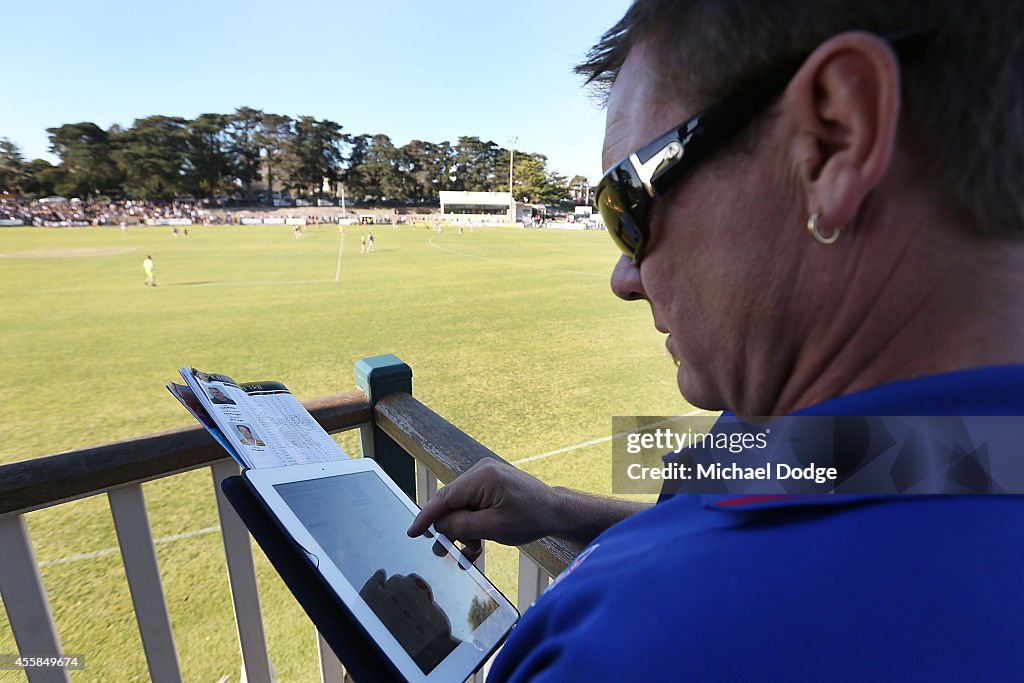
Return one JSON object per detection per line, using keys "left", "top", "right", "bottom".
{"left": 245, "top": 458, "right": 518, "bottom": 682}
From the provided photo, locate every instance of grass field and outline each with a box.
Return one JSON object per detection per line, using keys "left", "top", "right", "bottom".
{"left": 0, "top": 223, "right": 692, "bottom": 682}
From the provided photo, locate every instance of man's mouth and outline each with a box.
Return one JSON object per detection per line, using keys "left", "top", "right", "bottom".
{"left": 666, "top": 335, "right": 680, "bottom": 364}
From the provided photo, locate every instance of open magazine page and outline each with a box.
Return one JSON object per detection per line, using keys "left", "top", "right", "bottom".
{"left": 181, "top": 368, "right": 297, "bottom": 469}
{"left": 237, "top": 381, "right": 351, "bottom": 464}
{"left": 181, "top": 368, "right": 349, "bottom": 468}
{"left": 166, "top": 382, "right": 245, "bottom": 466}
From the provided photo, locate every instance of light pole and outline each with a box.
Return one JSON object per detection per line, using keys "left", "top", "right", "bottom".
{"left": 508, "top": 136, "right": 517, "bottom": 223}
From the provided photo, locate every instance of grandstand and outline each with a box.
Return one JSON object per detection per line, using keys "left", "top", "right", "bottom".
{"left": 438, "top": 191, "right": 514, "bottom": 225}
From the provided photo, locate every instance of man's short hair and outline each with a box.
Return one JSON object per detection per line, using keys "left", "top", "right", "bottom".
{"left": 577, "top": 0, "right": 1024, "bottom": 236}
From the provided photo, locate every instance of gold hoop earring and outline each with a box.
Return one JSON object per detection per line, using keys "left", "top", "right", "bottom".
{"left": 807, "top": 212, "right": 841, "bottom": 245}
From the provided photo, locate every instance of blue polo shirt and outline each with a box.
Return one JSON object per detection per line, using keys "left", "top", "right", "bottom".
{"left": 489, "top": 365, "right": 1024, "bottom": 681}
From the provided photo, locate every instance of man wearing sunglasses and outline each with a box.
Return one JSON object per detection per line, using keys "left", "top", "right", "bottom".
{"left": 410, "top": 1, "right": 1024, "bottom": 679}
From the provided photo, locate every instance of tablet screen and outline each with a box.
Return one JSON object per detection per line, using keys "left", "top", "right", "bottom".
{"left": 274, "top": 472, "right": 501, "bottom": 674}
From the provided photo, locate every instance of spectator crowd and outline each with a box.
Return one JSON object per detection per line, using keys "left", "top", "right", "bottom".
{"left": 0, "top": 197, "right": 394, "bottom": 227}
{"left": 0, "top": 197, "right": 232, "bottom": 227}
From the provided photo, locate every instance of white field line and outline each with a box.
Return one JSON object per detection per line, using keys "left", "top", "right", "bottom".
{"left": 38, "top": 413, "right": 712, "bottom": 567}
{"left": 173, "top": 279, "right": 337, "bottom": 288}
{"left": 33, "top": 279, "right": 336, "bottom": 295}
{"left": 427, "top": 236, "right": 607, "bottom": 278}
{"left": 37, "top": 526, "right": 220, "bottom": 568}
{"left": 510, "top": 409, "right": 712, "bottom": 465}
{"left": 334, "top": 230, "right": 345, "bottom": 282}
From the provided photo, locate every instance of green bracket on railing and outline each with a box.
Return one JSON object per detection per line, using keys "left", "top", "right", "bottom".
{"left": 355, "top": 354, "right": 416, "bottom": 499}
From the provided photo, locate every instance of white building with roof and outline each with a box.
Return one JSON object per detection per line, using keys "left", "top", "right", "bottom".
{"left": 438, "top": 191, "right": 514, "bottom": 224}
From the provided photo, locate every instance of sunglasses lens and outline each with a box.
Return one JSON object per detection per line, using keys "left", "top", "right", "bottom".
{"left": 616, "top": 213, "right": 645, "bottom": 262}
{"left": 597, "top": 173, "right": 646, "bottom": 262}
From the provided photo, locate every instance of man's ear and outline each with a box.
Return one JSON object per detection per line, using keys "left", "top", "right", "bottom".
{"left": 783, "top": 32, "right": 902, "bottom": 233}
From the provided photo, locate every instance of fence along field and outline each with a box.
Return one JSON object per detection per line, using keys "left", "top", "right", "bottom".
{"left": 0, "top": 223, "right": 686, "bottom": 681}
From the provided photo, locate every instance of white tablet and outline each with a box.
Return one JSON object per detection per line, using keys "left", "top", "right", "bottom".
{"left": 244, "top": 459, "right": 519, "bottom": 682}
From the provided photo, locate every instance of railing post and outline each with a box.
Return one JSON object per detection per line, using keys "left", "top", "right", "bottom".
{"left": 108, "top": 485, "right": 183, "bottom": 683}
{"left": 210, "top": 460, "right": 273, "bottom": 683}
{"left": 0, "top": 515, "right": 69, "bottom": 683}
{"left": 355, "top": 354, "right": 415, "bottom": 499}
{"left": 316, "top": 631, "right": 346, "bottom": 683}
{"left": 415, "top": 465, "right": 438, "bottom": 508}
{"left": 517, "top": 552, "right": 550, "bottom": 615}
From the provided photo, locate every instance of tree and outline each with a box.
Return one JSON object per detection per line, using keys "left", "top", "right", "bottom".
{"left": 22, "top": 159, "right": 65, "bottom": 198}
{"left": 495, "top": 148, "right": 513, "bottom": 195}
{"left": 452, "top": 136, "right": 500, "bottom": 191}
{"left": 224, "top": 107, "right": 266, "bottom": 199}
{"left": 17, "top": 110, "right": 581, "bottom": 206}
{"left": 396, "top": 139, "right": 436, "bottom": 201}
{"left": 111, "top": 116, "right": 190, "bottom": 199}
{"left": 280, "top": 116, "right": 347, "bottom": 196}
{"left": 545, "top": 168, "right": 570, "bottom": 204}
{"left": 185, "top": 113, "right": 232, "bottom": 200}
{"left": 569, "top": 175, "right": 592, "bottom": 204}
{"left": 342, "top": 134, "right": 372, "bottom": 201}
{"left": 514, "top": 153, "right": 569, "bottom": 204}
{"left": 254, "top": 114, "right": 293, "bottom": 200}
{"left": 46, "top": 122, "right": 122, "bottom": 197}
{"left": 429, "top": 141, "right": 456, "bottom": 192}
{"left": 344, "top": 134, "right": 416, "bottom": 201}
{"left": 0, "top": 138, "right": 29, "bottom": 194}
{"left": 368, "top": 134, "right": 415, "bottom": 200}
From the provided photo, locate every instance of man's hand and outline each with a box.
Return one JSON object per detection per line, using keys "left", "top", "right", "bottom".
{"left": 408, "top": 459, "right": 651, "bottom": 561}
{"left": 407, "top": 459, "right": 560, "bottom": 562}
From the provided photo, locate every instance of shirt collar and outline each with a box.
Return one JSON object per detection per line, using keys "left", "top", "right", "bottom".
{"left": 687, "top": 365, "right": 1024, "bottom": 511}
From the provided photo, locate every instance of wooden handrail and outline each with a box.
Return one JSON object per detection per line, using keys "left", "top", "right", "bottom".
{"left": 375, "top": 392, "right": 582, "bottom": 577}
{"left": 0, "top": 390, "right": 372, "bottom": 518}
{"left": 1, "top": 378, "right": 572, "bottom": 683}
{"left": 0, "top": 385, "right": 579, "bottom": 573}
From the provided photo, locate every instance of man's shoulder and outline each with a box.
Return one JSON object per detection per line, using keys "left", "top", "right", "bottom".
{"left": 493, "top": 495, "right": 1024, "bottom": 681}
{"left": 798, "top": 364, "right": 1024, "bottom": 416}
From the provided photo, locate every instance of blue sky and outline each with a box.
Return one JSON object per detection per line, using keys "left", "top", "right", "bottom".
{"left": 3, "top": 0, "right": 633, "bottom": 183}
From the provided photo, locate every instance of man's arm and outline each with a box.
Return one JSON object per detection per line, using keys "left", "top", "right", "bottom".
{"left": 547, "top": 485, "right": 648, "bottom": 547}
{"left": 407, "top": 459, "right": 648, "bottom": 560}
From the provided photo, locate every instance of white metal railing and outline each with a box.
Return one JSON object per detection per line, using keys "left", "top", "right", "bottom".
{"left": 0, "top": 387, "right": 558, "bottom": 683}
{"left": 0, "top": 515, "right": 68, "bottom": 683}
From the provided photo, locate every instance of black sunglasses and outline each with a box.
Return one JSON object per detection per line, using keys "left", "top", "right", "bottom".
{"left": 595, "top": 29, "right": 934, "bottom": 264}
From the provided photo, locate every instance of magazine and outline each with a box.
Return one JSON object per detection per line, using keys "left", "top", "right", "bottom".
{"left": 167, "top": 367, "right": 350, "bottom": 469}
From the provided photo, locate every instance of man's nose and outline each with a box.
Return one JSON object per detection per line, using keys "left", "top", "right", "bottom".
{"left": 611, "top": 255, "right": 646, "bottom": 301}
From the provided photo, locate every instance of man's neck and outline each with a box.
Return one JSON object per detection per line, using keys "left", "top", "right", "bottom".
{"left": 771, "top": 212, "right": 1024, "bottom": 415}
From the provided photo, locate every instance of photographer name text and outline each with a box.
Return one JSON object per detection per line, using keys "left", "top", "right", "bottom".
{"left": 626, "top": 462, "right": 838, "bottom": 484}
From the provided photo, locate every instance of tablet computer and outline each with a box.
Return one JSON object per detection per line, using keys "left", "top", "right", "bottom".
{"left": 244, "top": 459, "right": 519, "bottom": 682}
